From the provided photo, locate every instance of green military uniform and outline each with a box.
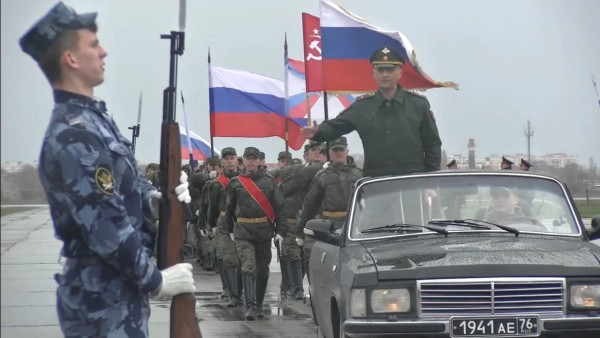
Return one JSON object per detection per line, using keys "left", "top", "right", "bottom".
{"left": 311, "top": 47, "right": 441, "bottom": 177}
{"left": 206, "top": 147, "right": 242, "bottom": 306}
{"left": 297, "top": 137, "right": 363, "bottom": 280}
{"left": 225, "top": 147, "right": 288, "bottom": 320}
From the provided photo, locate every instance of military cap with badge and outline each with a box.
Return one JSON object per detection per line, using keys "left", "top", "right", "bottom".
{"left": 446, "top": 159, "right": 457, "bottom": 169}
{"left": 519, "top": 158, "right": 532, "bottom": 171}
{"left": 370, "top": 46, "right": 404, "bottom": 68}
{"left": 501, "top": 156, "right": 514, "bottom": 170}
{"left": 278, "top": 151, "right": 292, "bottom": 160}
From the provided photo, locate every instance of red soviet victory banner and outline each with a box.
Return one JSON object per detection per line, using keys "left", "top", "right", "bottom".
{"left": 302, "top": 13, "right": 323, "bottom": 92}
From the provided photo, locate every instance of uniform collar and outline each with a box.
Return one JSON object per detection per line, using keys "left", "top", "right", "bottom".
{"left": 53, "top": 89, "right": 107, "bottom": 114}
{"left": 375, "top": 85, "right": 405, "bottom": 107}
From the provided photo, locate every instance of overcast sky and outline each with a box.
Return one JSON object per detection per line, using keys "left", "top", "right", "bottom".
{"left": 2, "top": 0, "right": 599, "bottom": 165}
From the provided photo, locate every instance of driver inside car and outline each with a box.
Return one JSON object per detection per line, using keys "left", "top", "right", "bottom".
{"left": 478, "top": 187, "right": 524, "bottom": 223}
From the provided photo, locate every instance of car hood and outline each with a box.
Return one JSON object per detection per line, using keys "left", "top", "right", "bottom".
{"left": 361, "top": 234, "right": 600, "bottom": 280}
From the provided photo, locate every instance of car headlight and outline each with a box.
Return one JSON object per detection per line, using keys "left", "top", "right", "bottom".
{"left": 351, "top": 288, "right": 367, "bottom": 318}
{"left": 371, "top": 288, "right": 411, "bottom": 313}
{"left": 570, "top": 284, "right": 600, "bottom": 309}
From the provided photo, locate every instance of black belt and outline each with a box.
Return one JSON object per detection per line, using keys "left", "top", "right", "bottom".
{"left": 66, "top": 256, "right": 103, "bottom": 266}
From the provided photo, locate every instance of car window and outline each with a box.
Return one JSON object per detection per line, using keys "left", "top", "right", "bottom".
{"left": 350, "top": 175, "right": 580, "bottom": 239}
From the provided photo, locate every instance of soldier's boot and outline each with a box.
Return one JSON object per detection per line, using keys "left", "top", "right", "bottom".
{"left": 255, "top": 275, "right": 269, "bottom": 319}
{"left": 281, "top": 259, "right": 297, "bottom": 298}
{"left": 217, "top": 258, "right": 229, "bottom": 299}
{"left": 290, "top": 259, "right": 304, "bottom": 300}
{"left": 224, "top": 268, "right": 242, "bottom": 307}
{"left": 280, "top": 259, "right": 291, "bottom": 298}
{"left": 237, "top": 266, "right": 243, "bottom": 302}
{"left": 242, "top": 274, "right": 257, "bottom": 320}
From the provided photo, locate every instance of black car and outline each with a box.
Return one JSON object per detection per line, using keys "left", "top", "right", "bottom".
{"left": 305, "top": 171, "right": 600, "bottom": 338}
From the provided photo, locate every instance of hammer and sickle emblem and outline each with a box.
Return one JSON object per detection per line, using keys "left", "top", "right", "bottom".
{"left": 306, "top": 40, "right": 322, "bottom": 61}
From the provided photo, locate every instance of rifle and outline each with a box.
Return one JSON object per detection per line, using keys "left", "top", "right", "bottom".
{"left": 128, "top": 92, "right": 142, "bottom": 154}
{"left": 156, "top": 0, "right": 202, "bottom": 337}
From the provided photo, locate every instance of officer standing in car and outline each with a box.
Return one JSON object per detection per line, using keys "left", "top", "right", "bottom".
{"left": 301, "top": 46, "right": 442, "bottom": 177}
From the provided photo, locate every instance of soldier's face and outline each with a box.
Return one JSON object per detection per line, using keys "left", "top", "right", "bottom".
{"left": 491, "top": 192, "right": 518, "bottom": 213}
{"left": 277, "top": 158, "right": 289, "bottom": 168}
{"left": 222, "top": 155, "right": 237, "bottom": 171}
{"left": 329, "top": 147, "right": 348, "bottom": 164}
{"left": 68, "top": 29, "right": 107, "bottom": 88}
{"left": 373, "top": 66, "right": 401, "bottom": 91}
{"left": 243, "top": 155, "right": 259, "bottom": 173}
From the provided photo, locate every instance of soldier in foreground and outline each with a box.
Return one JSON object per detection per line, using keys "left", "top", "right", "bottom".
{"left": 301, "top": 46, "right": 442, "bottom": 177}
{"left": 297, "top": 137, "right": 362, "bottom": 280}
{"left": 20, "top": 3, "right": 195, "bottom": 336}
{"left": 225, "top": 147, "right": 288, "bottom": 320}
{"left": 207, "top": 147, "right": 243, "bottom": 307}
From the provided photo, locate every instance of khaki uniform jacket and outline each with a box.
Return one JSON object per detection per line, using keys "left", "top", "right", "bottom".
{"left": 313, "top": 87, "right": 442, "bottom": 177}
{"left": 225, "top": 170, "right": 288, "bottom": 241}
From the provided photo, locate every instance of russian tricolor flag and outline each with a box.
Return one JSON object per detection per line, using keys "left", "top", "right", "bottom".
{"left": 287, "top": 57, "right": 355, "bottom": 120}
{"left": 209, "top": 66, "right": 306, "bottom": 150}
{"left": 179, "top": 126, "right": 219, "bottom": 161}
{"left": 320, "top": 0, "right": 456, "bottom": 92}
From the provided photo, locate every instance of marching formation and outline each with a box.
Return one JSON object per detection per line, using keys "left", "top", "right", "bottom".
{"left": 144, "top": 136, "right": 363, "bottom": 321}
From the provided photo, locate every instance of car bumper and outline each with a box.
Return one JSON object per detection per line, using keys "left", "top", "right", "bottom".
{"left": 343, "top": 316, "right": 600, "bottom": 338}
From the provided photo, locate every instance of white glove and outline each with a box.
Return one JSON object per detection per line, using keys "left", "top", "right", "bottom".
{"left": 274, "top": 234, "right": 283, "bottom": 248}
{"left": 175, "top": 171, "right": 191, "bottom": 204}
{"left": 147, "top": 190, "right": 162, "bottom": 220}
{"left": 323, "top": 161, "right": 330, "bottom": 169}
{"left": 153, "top": 263, "right": 196, "bottom": 299}
{"left": 230, "top": 233, "right": 235, "bottom": 241}
{"left": 209, "top": 171, "right": 217, "bottom": 179}
{"left": 296, "top": 238, "right": 303, "bottom": 246}
{"left": 200, "top": 229, "right": 208, "bottom": 237}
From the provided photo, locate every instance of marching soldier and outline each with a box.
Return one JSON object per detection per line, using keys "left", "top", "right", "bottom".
{"left": 225, "top": 147, "right": 288, "bottom": 320}
{"left": 206, "top": 147, "right": 243, "bottom": 307}
{"left": 519, "top": 158, "right": 532, "bottom": 171}
{"left": 297, "top": 137, "right": 362, "bottom": 280}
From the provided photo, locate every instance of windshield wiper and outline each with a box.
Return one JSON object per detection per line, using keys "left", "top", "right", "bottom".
{"left": 462, "top": 218, "right": 520, "bottom": 237}
{"left": 428, "top": 219, "right": 491, "bottom": 230}
{"left": 362, "top": 223, "right": 448, "bottom": 237}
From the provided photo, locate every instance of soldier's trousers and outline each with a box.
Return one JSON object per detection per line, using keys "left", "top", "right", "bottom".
{"left": 55, "top": 262, "right": 150, "bottom": 338}
{"left": 235, "top": 238, "right": 271, "bottom": 278}
{"left": 217, "top": 216, "right": 239, "bottom": 269}
{"left": 280, "top": 231, "right": 301, "bottom": 261}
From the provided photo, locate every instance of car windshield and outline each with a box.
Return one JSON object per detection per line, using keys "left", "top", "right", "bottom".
{"left": 349, "top": 174, "right": 581, "bottom": 239}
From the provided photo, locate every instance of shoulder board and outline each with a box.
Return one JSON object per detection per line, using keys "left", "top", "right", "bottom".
{"left": 264, "top": 172, "right": 275, "bottom": 179}
{"left": 405, "top": 90, "right": 427, "bottom": 99}
{"left": 356, "top": 92, "right": 376, "bottom": 101}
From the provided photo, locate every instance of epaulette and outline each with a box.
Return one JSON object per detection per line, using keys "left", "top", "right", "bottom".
{"left": 405, "top": 90, "right": 427, "bottom": 99}
{"left": 356, "top": 92, "right": 376, "bottom": 101}
{"left": 264, "top": 171, "right": 275, "bottom": 179}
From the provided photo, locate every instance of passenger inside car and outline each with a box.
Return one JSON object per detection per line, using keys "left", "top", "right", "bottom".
{"left": 475, "top": 187, "right": 524, "bottom": 223}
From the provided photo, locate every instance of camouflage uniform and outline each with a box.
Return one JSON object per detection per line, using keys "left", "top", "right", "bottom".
{"left": 39, "top": 90, "right": 162, "bottom": 337}
{"left": 297, "top": 140, "right": 363, "bottom": 281}
{"left": 226, "top": 148, "right": 288, "bottom": 319}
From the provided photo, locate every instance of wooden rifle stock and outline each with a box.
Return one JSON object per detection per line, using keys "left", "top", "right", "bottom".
{"left": 157, "top": 27, "right": 202, "bottom": 338}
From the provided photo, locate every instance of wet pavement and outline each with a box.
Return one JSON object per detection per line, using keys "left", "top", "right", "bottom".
{"left": 1, "top": 207, "right": 318, "bottom": 337}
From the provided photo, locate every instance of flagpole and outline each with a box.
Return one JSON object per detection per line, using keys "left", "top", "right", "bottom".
{"left": 208, "top": 48, "right": 215, "bottom": 160}
{"left": 593, "top": 74, "right": 600, "bottom": 112}
{"left": 181, "top": 91, "right": 195, "bottom": 171}
{"left": 323, "top": 90, "right": 330, "bottom": 161}
{"left": 284, "top": 33, "right": 290, "bottom": 153}
{"left": 305, "top": 92, "right": 312, "bottom": 126}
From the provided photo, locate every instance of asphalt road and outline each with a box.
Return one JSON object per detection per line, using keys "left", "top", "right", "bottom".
{"left": 1, "top": 207, "right": 319, "bottom": 338}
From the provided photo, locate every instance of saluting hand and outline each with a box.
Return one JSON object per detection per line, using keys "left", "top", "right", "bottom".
{"left": 301, "top": 121, "right": 318, "bottom": 139}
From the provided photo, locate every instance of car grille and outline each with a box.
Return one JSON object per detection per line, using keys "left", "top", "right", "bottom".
{"left": 418, "top": 278, "right": 564, "bottom": 317}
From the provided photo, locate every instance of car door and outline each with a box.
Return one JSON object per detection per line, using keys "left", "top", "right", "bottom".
{"left": 310, "top": 237, "right": 341, "bottom": 337}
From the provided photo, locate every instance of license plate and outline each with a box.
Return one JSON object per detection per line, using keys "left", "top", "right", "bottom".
{"left": 451, "top": 316, "right": 539, "bottom": 337}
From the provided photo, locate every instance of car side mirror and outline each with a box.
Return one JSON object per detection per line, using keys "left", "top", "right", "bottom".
{"left": 586, "top": 215, "right": 600, "bottom": 240}
{"left": 304, "top": 219, "right": 339, "bottom": 245}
